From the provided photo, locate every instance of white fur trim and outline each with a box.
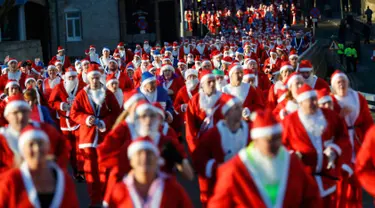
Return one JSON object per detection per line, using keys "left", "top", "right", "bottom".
{"left": 326, "top": 143, "right": 342, "bottom": 156}
{"left": 54, "top": 61, "right": 62, "bottom": 66}
{"left": 342, "top": 164, "right": 353, "bottom": 177}
{"left": 18, "top": 130, "right": 49, "bottom": 154}
{"left": 135, "top": 103, "right": 154, "bottom": 115}
{"left": 296, "top": 90, "right": 317, "bottom": 103}
{"left": 184, "top": 69, "right": 198, "bottom": 80}
{"left": 102, "top": 48, "right": 110, "bottom": 53}
{"left": 4, "top": 100, "right": 31, "bottom": 117}
{"left": 298, "top": 67, "right": 313, "bottom": 72}
{"left": 78, "top": 143, "right": 96, "bottom": 149}
{"left": 277, "top": 93, "right": 287, "bottom": 103}
{"left": 331, "top": 73, "right": 348, "bottom": 86}
{"left": 24, "top": 77, "right": 36, "bottom": 87}
{"left": 205, "top": 159, "right": 216, "bottom": 178}
{"left": 243, "top": 74, "right": 256, "bottom": 80}
{"left": 154, "top": 107, "right": 165, "bottom": 119}
{"left": 128, "top": 140, "right": 159, "bottom": 159}
{"left": 200, "top": 74, "right": 215, "bottom": 84}
{"left": 85, "top": 116, "right": 93, "bottom": 126}
{"left": 108, "top": 59, "right": 118, "bottom": 65}
{"left": 289, "top": 54, "right": 298, "bottom": 59}
{"left": 141, "top": 76, "right": 157, "bottom": 88}
{"left": 280, "top": 65, "right": 293, "bottom": 73}
{"left": 165, "top": 111, "right": 173, "bottom": 121}
{"left": 221, "top": 60, "right": 232, "bottom": 65}
{"left": 60, "top": 102, "right": 66, "bottom": 111}
{"left": 251, "top": 124, "right": 283, "bottom": 139}
{"left": 287, "top": 74, "right": 303, "bottom": 88}
{"left": 98, "top": 120, "right": 106, "bottom": 132}
{"left": 318, "top": 95, "right": 332, "bottom": 104}
{"left": 221, "top": 97, "right": 241, "bottom": 115}
{"left": 124, "top": 93, "right": 143, "bottom": 110}
{"left": 105, "top": 79, "right": 119, "bottom": 87}
{"left": 5, "top": 81, "right": 19, "bottom": 89}
{"left": 87, "top": 70, "right": 101, "bottom": 78}
{"left": 64, "top": 71, "right": 77, "bottom": 77}
{"left": 81, "top": 59, "right": 90, "bottom": 64}
{"left": 159, "top": 65, "right": 175, "bottom": 76}
{"left": 8, "top": 60, "right": 18, "bottom": 65}
{"left": 229, "top": 65, "right": 243, "bottom": 78}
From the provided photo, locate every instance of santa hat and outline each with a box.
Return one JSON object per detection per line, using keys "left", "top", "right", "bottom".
{"left": 102, "top": 47, "right": 110, "bottom": 53}
{"left": 144, "top": 40, "right": 149, "bottom": 44}
{"left": 54, "top": 60, "right": 63, "bottom": 66}
{"left": 243, "top": 69, "right": 256, "bottom": 80}
{"left": 235, "top": 47, "right": 244, "bottom": 56}
{"left": 108, "top": 58, "right": 118, "bottom": 65}
{"left": 105, "top": 73, "right": 119, "bottom": 88}
{"left": 160, "top": 64, "right": 174, "bottom": 76}
{"left": 47, "top": 65, "right": 57, "bottom": 71}
{"left": 296, "top": 84, "right": 317, "bottom": 103}
{"left": 330, "top": 70, "right": 348, "bottom": 86}
{"left": 280, "top": 61, "right": 293, "bottom": 73}
{"left": 199, "top": 70, "right": 215, "bottom": 84}
{"left": 18, "top": 125, "right": 49, "bottom": 156}
{"left": 250, "top": 109, "right": 282, "bottom": 139}
{"left": 184, "top": 69, "right": 198, "bottom": 80}
{"left": 65, "top": 66, "right": 78, "bottom": 77}
{"left": 297, "top": 60, "right": 313, "bottom": 72}
{"left": 162, "top": 55, "right": 171, "bottom": 62}
{"left": 57, "top": 46, "right": 64, "bottom": 52}
{"left": 172, "top": 42, "right": 178, "bottom": 49}
{"left": 81, "top": 58, "right": 90, "bottom": 65}
{"left": 317, "top": 88, "right": 333, "bottom": 104}
{"left": 141, "top": 54, "right": 150, "bottom": 63}
{"left": 141, "top": 72, "right": 157, "bottom": 88}
{"left": 24, "top": 75, "right": 36, "bottom": 87}
{"left": 221, "top": 95, "right": 242, "bottom": 115}
{"left": 89, "top": 45, "right": 96, "bottom": 50}
{"left": 277, "top": 88, "right": 288, "bottom": 103}
{"left": 134, "top": 52, "right": 141, "bottom": 58}
{"left": 5, "top": 79, "right": 20, "bottom": 90}
{"left": 270, "top": 48, "right": 277, "bottom": 56}
{"left": 85, "top": 49, "right": 90, "bottom": 55}
{"left": 87, "top": 64, "right": 101, "bottom": 78}
{"left": 127, "top": 136, "right": 159, "bottom": 159}
{"left": 123, "top": 90, "right": 144, "bottom": 110}
{"left": 284, "top": 72, "right": 303, "bottom": 89}
{"left": 152, "top": 102, "right": 165, "bottom": 119}
{"left": 201, "top": 59, "right": 211, "bottom": 66}
{"left": 153, "top": 50, "right": 161, "bottom": 57}
{"left": 221, "top": 56, "right": 233, "bottom": 65}
{"left": 7, "top": 58, "right": 18, "bottom": 66}
{"left": 212, "top": 50, "right": 222, "bottom": 59}
{"left": 113, "top": 49, "right": 120, "bottom": 58}
{"left": 135, "top": 100, "right": 155, "bottom": 117}
{"left": 276, "top": 45, "right": 284, "bottom": 51}
{"left": 126, "top": 64, "right": 135, "bottom": 71}
{"left": 177, "top": 59, "right": 186, "bottom": 66}
{"left": 4, "top": 94, "right": 31, "bottom": 117}
{"left": 117, "top": 42, "right": 124, "bottom": 48}
{"left": 289, "top": 49, "right": 298, "bottom": 60}
{"left": 228, "top": 63, "right": 243, "bottom": 78}
{"left": 147, "top": 65, "right": 156, "bottom": 73}
{"left": 212, "top": 69, "right": 224, "bottom": 77}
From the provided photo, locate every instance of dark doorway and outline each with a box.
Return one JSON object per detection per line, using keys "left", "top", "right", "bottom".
{"left": 159, "top": 1, "right": 178, "bottom": 42}
{"left": 24, "top": 2, "right": 51, "bottom": 63}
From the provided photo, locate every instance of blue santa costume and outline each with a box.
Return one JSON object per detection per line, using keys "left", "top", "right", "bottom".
{"left": 290, "top": 35, "right": 305, "bottom": 55}
{"left": 137, "top": 72, "right": 174, "bottom": 120}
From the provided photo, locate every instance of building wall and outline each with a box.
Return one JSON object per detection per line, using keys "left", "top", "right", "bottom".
{"left": 0, "top": 40, "right": 43, "bottom": 62}
{"left": 49, "top": 0, "right": 120, "bottom": 58}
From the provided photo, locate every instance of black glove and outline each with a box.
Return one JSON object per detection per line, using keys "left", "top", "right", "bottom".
{"left": 161, "top": 141, "right": 183, "bottom": 164}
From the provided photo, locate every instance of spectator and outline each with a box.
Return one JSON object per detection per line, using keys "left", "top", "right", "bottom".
{"left": 365, "top": 6, "right": 373, "bottom": 23}
{"left": 363, "top": 21, "right": 372, "bottom": 44}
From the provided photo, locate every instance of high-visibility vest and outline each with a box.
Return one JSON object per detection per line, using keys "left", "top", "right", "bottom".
{"left": 344, "top": 48, "right": 352, "bottom": 57}
{"left": 337, "top": 44, "right": 344, "bottom": 54}
{"left": 351, "top": 48, "right": 358, "bottom": 58}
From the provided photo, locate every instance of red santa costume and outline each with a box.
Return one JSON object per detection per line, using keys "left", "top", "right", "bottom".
{"left": 0, "top": 58, "right": 27, "bottom": 96}
{"left": 105, "top": 74, "right": 123, "bottom": 107}
{"left": 88, "top": 45, "right": 101, "bottom": 64}
{"left": 0, "top": 80, "right": 21, "bottom": 126}
{"left": 106, "top": 137, "right": 193, "bottom": 208}
{"left": 297, "top": 60, "right": 330, "bottom": 91}
{"left": 99, "top": 47, "right": 112, "bottom": 69}
{"left": 179, "top": 40, "right": 192, "bottom": 59}
{"left": 330, "top": 71, "right": 374, "bottom": 208}
{"left": 117, "top": 42, "right": 134, "bottom": 65}
{"left": 282, "top": 84, "right": 352, "bottom": 207}
{"left": 193, "top": 41, "right": 209, "bottom": 59}
{"left": 42, "top": 65, "right": 61, "bottom": 101}
{"left": 208, "top": 110, "right": 322, "bottom": 208}
{"left": 48, "top": 68, "right": 85, "bottom": 176}
{"left": 70, "top": 65, "right": 121, "bottom": 205}
{"left": 106, "top": 58, "right": 134, "bottom": 92}
{"left": 185, "top": 70, "right": 228, "bottom": 153}
{"left": 222, "top": 64, "right": 264, "bottom": 113}
{"left": 193, "top": 97, "right": 251, "bottom": 205}
{"left": 262, "top": 49, "right": 281, "bottom": 76}
{"left": 0, "top": 95, "right": 70, "bottom": 174}
{"left": 174, "top": 69, "right": 200, "bottom": 121}
{"left": 159, "top": 64, "right": 185, "bottom": 101}
{"left": 267, "top": 62, "right": 293, "bottom": 109}
{"left": 50, "top": 46, "right": 71, "bottom": 69}
{"left": 133, "top": 54, "right": 150, "bottom": 88}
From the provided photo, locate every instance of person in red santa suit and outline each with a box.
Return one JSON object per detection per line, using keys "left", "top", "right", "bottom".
{"left": 176, "top": 59, "right": 187, "bottom": 77}
{"left": 0, "top": 80, "right": 21, "bottom": 126}
{"left": 48, "top": 67, "right": 86, "bottom": 180}
{"left": 289, "top": 49, "right": 299, "bottom": 71}
{"left": 0, "top": 126, "right": 79, "bottom": 207}
{"left": 246, "top": 59, "right": 272, "bottom": 98}
{"left": 276, "top": 45, "right": 288, "bottom": 62}
{"left": 23, "top": 87, "right": 55, "bottom": 126}
{"left": 50, "top": 46, "right": 71, "bottom": 69}
{"left": 70, "top": 64, "right": 121, "bottom": 206}
{"left": 267, "top": 61, "right": 294, "bottom": 109}
{"left": 53, "top": 60, "right": 65, "bottom": 76}
{"left": 0, "top": 94, "right": 70, "bottom": 174}
{"left": 242, "top": 68, "right": 266, "bottom": 103}
{"left": 152, "top": 50, "right": 163, "bottom": 68}
{"left": 105, "top": 74, "right": 123, "bottom": 107}
{"left": 0, "top": 58, "right": 27, "bottom": 97}
{"left": 193, "top": 96, "right": 251, "bottom": 206}
{"left": 316, "top": 88, "right": 336, "bottom": 112}
{"left": 87, "top": 45, "right": 101, "bottom": 64}
{"left": 273, "top": 72, "right": 304, "bottom": 120}
{"left": 42, "top": 65, "right": 61, "bottom": 101}
{"left": 262, "top": 48, "right": 281, "bottom": 78}
{"left": 117, "top": 42, "right": 133, "bottom": 65}
{"left": 260, "top": 43, "right": 271, "bottom": 67}
{"left": 133, "top": 54, "right": 150, "bottom": 88}
{"left": 211, "top": 50, "right": 223, "bottom": 69}
{"left": 297, "top": 60, "right": 330, "bottom": 91}
{"left": 222, "top": 64, "right": 264, "bottom": 118}
{"left": 179, "top": 39, "right": 192, "bottom": 60}
{"left": 330, "top": 70, "right": 374, "bottom": 208}
{"left": 194, "top": 41, "right": 209, "bottom": 59}
{"left": 106, "top": 136, "right": 193, "bottom": 208}
{"left": 143, "top": 40, "right": 151, "bottom": 54}
{"left": 24, "top": 75, "right": 47, "bottom": 106}
{"left": 106, "top": 58, "right": 133, "bottom": 92}
{"left": 208, "top": 109, "right": 322, "bottom": 208}
{"left": 185, "top": 70, "right": 228, "bottom": 153}
{"left": 220, "top": 56, "right": 232, "bottom": 74}
{"left": 174, "top": 69, "right": 200, "bottom": 123}
{"left": 99, "top": 47, "right": 112, "bottom": 69}
{"left": 282, "top": 84, "right": 353, "bottom": 208}
{"left": 134, "top": 44, "right": 146, "bottom": 57}
{"left": 171, "top": 42, "right": 180, "bottom": 66}
{"left": 158, "top": 64, "right": 184, "bottom": 102}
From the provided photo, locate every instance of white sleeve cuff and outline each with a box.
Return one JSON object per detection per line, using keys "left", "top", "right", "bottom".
{"left": 85, "top": 116, "right": 92, "bottom": 126}
{"left": 342, "top": 164, "right": 353, "bottom": 177}
{"left": 166, "top": 111, "right": 173, "bottom": 120}
{"left": 279, "top": 109, "right": 285, "bottom": 120}
{"left": 98, "top": 120, "right": 106, "bottom": 132}
{"left": 327, "top": 143, "right": 342, "bottom": 156}
{"left": 60, "top": 102, "right": 66, "bottom": 111}
{"left": 205, "top": 159, "right": 216, "bottom": 178}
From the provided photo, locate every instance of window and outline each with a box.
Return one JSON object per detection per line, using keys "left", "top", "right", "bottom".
{"left": 65, "top": 11, "right": 82, "bottom": 41}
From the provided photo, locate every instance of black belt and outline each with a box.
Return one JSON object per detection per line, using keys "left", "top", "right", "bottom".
{"left": 347, "top": 126, "right": 355, "bottom": 130}
{"left": 314, "top": 172, "right": 339, "bottom": 181}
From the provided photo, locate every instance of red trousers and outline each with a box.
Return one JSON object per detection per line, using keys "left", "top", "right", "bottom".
{"left": 336, "top": 174, "right": 362, "bottom": 208}
{"left": 81, "top": 148, "right": 106, "bottom": 206}
{"left": 62, "top": 130, "right": 83, "bottom": 174}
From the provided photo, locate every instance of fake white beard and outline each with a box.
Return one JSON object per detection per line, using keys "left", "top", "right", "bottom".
{"left": 186, "top": 78, "right": 199, "bottom": 91}
{"left": 213, "top": 60, "right": 221, "bottom": 68}
{"left": 90, "top": 87, "right": 106, "bottom": 106}
{"left": 153, "top": 61, "right": 162, "bottom": 68}
{"left": 216, "top": 80, "right": 227, "bottom": 91}
{"left": 82, "top": 72, "right": 88, "bottom": 83}
{"left": 187, "top": 58, "right": 194, "bottom": 64}
{"left": 102, "top": 57, "right": 109, "bottom": 66}
{"left": 119, "top": 50, "right": 125, "bottom": 57}
{"left": 133, "top": 60, "right": 141, "bottom": 68}
{"left": 56, "top": 55, "right": 64, "bottom": 61}
{"left": 195, "top": 63, "right": 201, "bottom": 70}
{"left": 141, "top": 88, "right": 157, "bottom": 103}
{"left": 113, "top": 88, "right": 124, "bottom": 106}
{"left": 305, "top": 74, "right": 314, "bottom": 87}
{"left": 134, "top": 119, "right": 160, "bottom": 139}
{"left": 141, "top": 65, "right": 147, "bottom": 73}
{"left": 144, "top": 44, "right": 150, "bottom": 50}
{"left": 49, "top": 77, "right": 61, "bottom": 89}
{"left": 199, "top": 91, "right": 220, "bottom": 111}
{"left": 64, "top": 79, "right": 78, "bottom": 93}
{"left": 100, "top": 74, "right": 107, "bottom": 85}
{"left": 8, "top": 70, "right": 21, "bottom": 80}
